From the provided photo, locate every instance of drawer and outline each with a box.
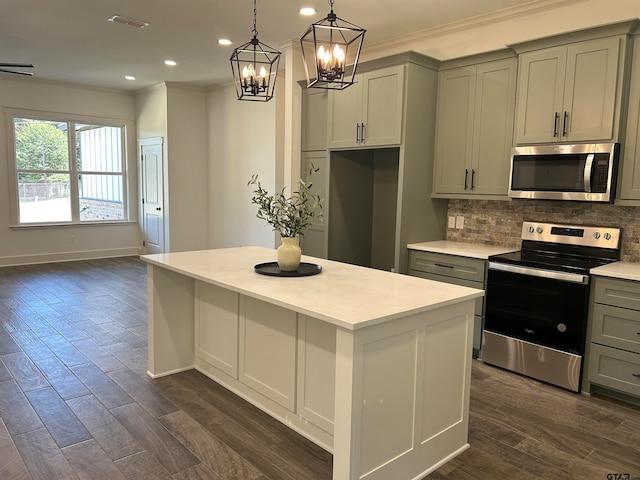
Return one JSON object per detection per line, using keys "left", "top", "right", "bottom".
{"left": 408, "top": 269, "right": 484, "bottom": 316}
{"left": 591, "top": 303, "right": 640, "bottom": 354}
{"left": 593, "top": 277, "right": 640, "bottom": 311}
{"left": 588, "top": 343, "right": 640, "bottom": 398}
{"left": 409, "top": 251, "right": 486, "bottom": 283}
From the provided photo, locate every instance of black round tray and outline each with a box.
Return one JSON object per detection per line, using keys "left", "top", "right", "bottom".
{"left": 254, "top": 262, "right": 322, "bottom": 277}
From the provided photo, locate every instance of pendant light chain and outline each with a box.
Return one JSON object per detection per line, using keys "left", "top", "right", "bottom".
{"left": 252, "top": 0, "right": 258, "bottom": 39}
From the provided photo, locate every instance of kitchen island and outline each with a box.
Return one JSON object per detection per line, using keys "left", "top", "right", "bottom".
{"left": 142, "top": 246, "right": 483, "bottom": 480}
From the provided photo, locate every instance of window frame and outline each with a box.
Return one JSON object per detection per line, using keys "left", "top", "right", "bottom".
{"left": 5, "top": 108, "right": 134, "bottom": 227}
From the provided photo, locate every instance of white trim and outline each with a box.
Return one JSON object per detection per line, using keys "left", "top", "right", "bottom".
{"left": 0, "top": 247, "right": 141, "bottom": 267}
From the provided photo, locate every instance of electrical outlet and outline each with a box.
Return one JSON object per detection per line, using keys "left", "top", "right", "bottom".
{"left": 455, "top": 215, "right": 464, "bottom": 229}
{"left": 448, "top": 216, "right": 456, "bottom": 229}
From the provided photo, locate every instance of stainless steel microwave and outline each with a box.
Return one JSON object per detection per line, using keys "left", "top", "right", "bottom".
{"left": 508, "top": 143, "right": 619, "bottom": 202}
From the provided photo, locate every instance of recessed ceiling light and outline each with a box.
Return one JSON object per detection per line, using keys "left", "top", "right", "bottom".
{"left": 164, "top": 60, "right": 177, "bottom": 66}
{"left": 218, "top": 39, "right": 232, "bottom": 46}
{"left": 108, "top": 15, "right": 150, "bottom": 28}
{"left": 300, "top": 7, "right": 316, "bottom": 15}
{"left": 125, "top": 75, "right": 136, "bottom": 81}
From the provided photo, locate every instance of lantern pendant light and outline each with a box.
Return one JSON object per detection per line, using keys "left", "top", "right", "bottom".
{"left": 230, "top": 0, "right": 281, "bottom": 101}
{"left": 300, "top": 0, "right": 365, "bottom": 90}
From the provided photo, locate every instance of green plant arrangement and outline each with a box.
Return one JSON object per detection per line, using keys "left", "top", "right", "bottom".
{"left": 248, "top": 165, "right": 323, "bottom": 238}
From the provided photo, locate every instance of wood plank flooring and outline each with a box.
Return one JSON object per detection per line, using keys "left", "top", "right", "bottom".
{"left": 0, "top": 256, "right": 639, "bottom": 479}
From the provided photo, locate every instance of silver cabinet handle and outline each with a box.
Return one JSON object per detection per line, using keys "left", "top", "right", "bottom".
{"left": 361, "top": 123, "right": 366, "bottom": 142}
{"left": 553, "top": 112, "right": 559, "bottom": 137}
{"left": 563, "top": 111, "right": 568, "bottom": 137}
{"left": 356, "top": 123, "right": 360, "bottom": 143}
{"left": 464, "top": 169, "right": 469, "bottom": 190}
{"left": 471, "top": 169, "right": 476, "bottom": 190}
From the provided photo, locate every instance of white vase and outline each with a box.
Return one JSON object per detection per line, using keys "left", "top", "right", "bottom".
{"left": 277, "top": 236, "right": 301, "bottom": 271}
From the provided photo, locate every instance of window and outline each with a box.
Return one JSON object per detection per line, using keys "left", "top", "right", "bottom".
{"left": 8, "top": 112, "right": 129, "bottom": 225}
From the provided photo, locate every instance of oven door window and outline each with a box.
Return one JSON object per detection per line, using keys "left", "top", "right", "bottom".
{"left": 485, "top": 269, "right": 589, "bottom": 354}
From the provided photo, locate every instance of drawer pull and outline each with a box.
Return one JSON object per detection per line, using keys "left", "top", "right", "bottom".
{"left": 634, "top": 373, "right": 640, "bottom": 378}
{"left": 434, "top": 263, "right": 454, "bottom": 269}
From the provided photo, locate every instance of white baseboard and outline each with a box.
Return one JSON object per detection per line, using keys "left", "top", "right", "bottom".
{"left": 0, "top": 247, "right": 142, "bottom": 267}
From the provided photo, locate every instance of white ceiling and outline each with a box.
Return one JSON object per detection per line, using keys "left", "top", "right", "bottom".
{"left": 0, "top": 0, "right": 558, "bottom": 91}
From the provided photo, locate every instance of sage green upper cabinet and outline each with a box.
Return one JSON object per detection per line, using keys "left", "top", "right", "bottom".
{"left": 433, "top": 55, "right": 516, "bottom": 198}
{"left": 328, "top": 65, "right": 404, "bottom": 149}
{"left": 619, "top": 33, "right": 640, "bottom": 202}
{"left": 301, "top": 88, "right": 328, "bottom": 152}
{"left": 514, "top": 35, "right": 623, "bottom": 144}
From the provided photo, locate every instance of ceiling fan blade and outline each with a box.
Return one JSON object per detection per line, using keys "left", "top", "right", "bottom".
{"left": 0, "top": 63, "right": 33, "bottom": 68}
{"left": 0, "top": 68, "right": 34, "bottom": 76}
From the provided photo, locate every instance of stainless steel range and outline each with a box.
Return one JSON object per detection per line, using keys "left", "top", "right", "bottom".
{"left": 482, "top": 221, "right": 622, "bottom": 392}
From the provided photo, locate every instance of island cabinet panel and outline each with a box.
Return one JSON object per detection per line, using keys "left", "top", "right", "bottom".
{"left": 333, "top": 301, "right": 473, "bottom": 480}
{"left": 297, "top": 316, "right": 336, "bottom": 435}
{"left": 239, "top": 297, "right": 297, "bottom": 411}
{"left": 195, "top": 283, "right": 239, "bottom": 378}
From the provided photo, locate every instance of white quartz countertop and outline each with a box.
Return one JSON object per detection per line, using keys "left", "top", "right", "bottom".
{"left": 590, "top": 261, "right": 640, "bottom": 282}
{"left": 407, "top": 241, "right": 517, "bottom": 260}
{"left": 141, "top": 246, "right": 483, "bottom": 330}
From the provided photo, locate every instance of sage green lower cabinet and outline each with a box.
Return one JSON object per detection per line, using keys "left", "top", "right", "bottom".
{"left": 408, "top": 250, "right": 486, "bottom": 356}
{"left": 585, "top": 277, "right": 640, "bottom": 400}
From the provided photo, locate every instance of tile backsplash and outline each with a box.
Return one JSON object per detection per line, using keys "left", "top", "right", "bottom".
{"left": 446, "top": 199, "right": 640, "bottom": 262}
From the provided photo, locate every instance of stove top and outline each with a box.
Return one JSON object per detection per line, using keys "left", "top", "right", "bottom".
{"left": 489, "top": 250, "right": 615, "bottom": 275}
{"left": 489, "top": 221, "right": 622, "bottom": 274}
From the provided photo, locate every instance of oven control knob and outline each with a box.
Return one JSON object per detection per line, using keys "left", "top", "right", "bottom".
{"left": 604, "top": 233, "right": 612, "bottom": 241}
{"left": 557, "top": 323, "right": 567, "bottom": 333}
{"left": 593, "top": 232, "right": 601, "bottom": 239}
{"left": 528, "top": 226, "right": 535, "bottom": 233}
{"left": 536, "top": 227, "right": 543, "bottom": 234}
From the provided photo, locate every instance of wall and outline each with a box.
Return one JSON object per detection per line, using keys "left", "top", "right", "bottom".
{"left": 0, "top": 77, "right": 139, "bottom": 266}
{"left": 206, "top": 82, "right": 280, "bottom": 250}
{"left": 446, "top": 199, "right": 640, "bottom": 262}
{"left": 165, "top": 84, "right": 208, "bottom": 252}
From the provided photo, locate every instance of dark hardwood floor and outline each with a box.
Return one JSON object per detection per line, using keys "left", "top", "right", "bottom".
{"left": 0, "top": 256, "right": 639, "bottom": 480}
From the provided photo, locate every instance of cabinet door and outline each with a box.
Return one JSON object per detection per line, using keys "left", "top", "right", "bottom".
{"left": 471, "top": 58, "right": 516, "bottom": 196}
{"left": 328, "top": 80, "right": 362, "bottom": 148}
{"left": 361, "top": 65, "right": 404, "bottom": 147}
{"left": 195, "top": 282, "right": 239, "bottom": 378}
{"left": 620, "top": 35, "right": 640, "bottom": 200}
{"left": 433, "top": 67, "right": 476, "bottom": 194}
{"left": 563, "top": 37, "right": 620, "bottom": 142}
{"left": 301, "top": 88, "right": 328, "bottom": 151}
{"left": 296, "top": 316, "right": 336, "bottom": 434}
{"left": 239, "top": 297, "right": 297, "bottom": 411}
{"left": 514, "top": 46, "right": 566, "bottom": 144}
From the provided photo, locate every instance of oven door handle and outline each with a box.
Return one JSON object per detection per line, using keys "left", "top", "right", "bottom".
{"left": 488, "top": 262, "right": 589, "bottom": 284}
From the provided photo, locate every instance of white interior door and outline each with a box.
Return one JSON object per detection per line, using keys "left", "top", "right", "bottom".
{"left": 139, "top": 138, "right": 165, "bottom": 254}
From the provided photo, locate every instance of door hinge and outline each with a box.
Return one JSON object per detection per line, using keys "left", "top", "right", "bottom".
{"left": 143, "top": 241, "right": 146, "bottom": 247}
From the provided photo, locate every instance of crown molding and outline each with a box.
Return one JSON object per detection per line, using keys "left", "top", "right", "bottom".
{"left": 362, "top": 0, "right": 586, "bottom": 59}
